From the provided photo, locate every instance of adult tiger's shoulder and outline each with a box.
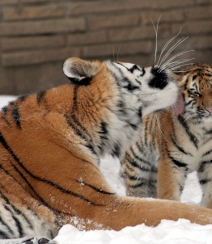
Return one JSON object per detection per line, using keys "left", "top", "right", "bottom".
{"left": 1, "top": 58, "right": 212, "bottom": 242}
{"left": 122, "top": 63, "right": 212, "bottom": 207}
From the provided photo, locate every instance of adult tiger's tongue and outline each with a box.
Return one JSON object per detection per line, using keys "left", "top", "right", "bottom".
{"left": 175, "top": 92, "right": 184, "bottom": 115}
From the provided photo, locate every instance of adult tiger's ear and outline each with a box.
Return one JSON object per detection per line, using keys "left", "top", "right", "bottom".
{"left": 62, "top": 57, "right": 99, "bottom": 85}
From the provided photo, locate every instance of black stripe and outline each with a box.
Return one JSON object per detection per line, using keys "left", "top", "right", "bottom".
{"left": 1, "top": 116, "right": 11, "bottom": 127}
{"left": 205, "top": 129, "right": 212, "bottom": 134}
{"left": 19, "top": 94, "right": 28, "bottom": 102}
{"left": 137, "top": 106, "right": 142, "bottom": 118}
{"left": 128, "top": 179, "right": 148, "bottom": 188}
{"left": 168, "top": 152, "right": 187, "bottom": 168}
{"left": 0, "top": 192, "right": 23, "bottom": 237}
{"left": 2, "top": 106, "right": 8, "bottom": 113}
{"left": 200, "top": 179, "right": 211, "bottom": 185}
{"left": 65, "top": 115, "right": 87, "bottom": 141}
{"left": 0, "top": 132, "right": 103, "bottom": 207}
{"left": 179, "top": 184, "right": 184, "bottom": 193}
{"left": 37, "top": 91, "right": 46, "bottom": 105}
{"left": 185, "top": 99, "right": 195, "bottom": 107}
{"left": 130, "top": 147, "right": 151, "bottom": 166}
{"left": 0, "top": 229, "right": 10, "bottom": 239}
{"left": 198, "top": 160, "right": 212, "bottom": 172}
{"left": 184, "top": 77, "right": 189, "bottom": 90}
{"left": 178, "top": 115, "right": 198, "bottom": 148}
{"left": 2, "top": 192, "right": 33, "bottom": 230}
{"left": 69, "top": 92, "right": 96, "bottom": 153}
{"left": 76, "top": 179, "right": 115, "bottom": 195}
{"left": 70, "top": 113, "right": 92, "bottom": 140}
{"left": 171, "top": 135, "right": 192, "bottom": 156}
{"left": 122, "top": 77, "right": 139, "bottom": 91}
{"left": 123, "top": 161, "right": 134, "bottom": 172}
{"left": 0, "top": 161, "right": 43, "bottom": 203}
{"left": 65, "top": 115, "right": 97, "bottom": 156}
{"left": 0, "top": 215, "right": 14, "bottom": 237}
{"left": 11, "top": 104, "right": 21, "bottom": 129}
{"left": 129, "top": 122, "right": 138, "bottom": 130}
{"left": 129, "top": 65, "right": 139, "bottom": 73}
{"left": 125, "top": 153, "right": 150, "bottom": 172}
{"left": 118, "top": 63, "right": 145, "bottom": 77}
{"left": 70, "top": 85, "right": 93, "bottom": 142}
{"left": 99, "top": 122, "right": 108, "bottom": 141}
{"left": 128, "top": 179, "right": 156, "bottom": 189}
{"left": 203, "top": 149, "right": 212, "bottom": 157}
{"left": 73, "top": 85, "right": 79, "bottom": 112}
{"left": 111, "top": 143, "right": 121, "bottom": 158}
{"left": 144, "top": 119, "right": 149, "bottom": 146}
{"left": 135, "top": 141, "right": 143, "bottom": 152}
{"left": 12, "top": 215, "right": 23, "bottom": 237}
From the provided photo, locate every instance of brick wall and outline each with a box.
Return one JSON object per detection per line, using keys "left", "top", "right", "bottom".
{"left": 0, "top": 0, "right": 212, "bottom": 94}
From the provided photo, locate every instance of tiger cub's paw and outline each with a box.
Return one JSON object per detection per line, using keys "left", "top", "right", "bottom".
{"left": 22, "top": 237, "right": 53, "bottom": 244}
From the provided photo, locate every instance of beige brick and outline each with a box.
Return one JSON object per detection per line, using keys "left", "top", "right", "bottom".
{"left": 0, "top": 18, "right": 85, "bottom": 36}
{"left": 155, "top": 36, "right": 212, "bottom": 68}
{"left": 172, "top": 21, "right": 212, "bottom": 35}
{"left": 1, "top": 47, "right": 81, "bottom": 67}
{"left": 194, "top": 50, "right": 212, "bottom": 64}
{"left": 1, "top": 36, "right": 65, "bottom": 51}
{"left": 168, "top": 50, "right": 212, "bottom": 66}
{"left": 68, "top": 0, "right": 194, "bottom": 16}
{"left": 3, "top": 5, "right": 65, "bottom": 21}
{"left": 20, "top": 0, "right": 54, "bottom": 3}
{"left": 108, "top": 25, "right": 170, "bottom": 42}
{"left": 196, "top": 0, "right": 212, "bottom": 4}
{"left": 0, "top": 0, "right": 53, "bottom": 4}
{"left": 185, "top": 36, "right": 212, "bottom": 50}
{"left": 0, "top": 0, "right": 17, "bottom": 5}
{"left": 68, "top": 0, "right": 150, "bottom": 16}
{"left": 149, "top": 0, "right": 195, "bottom": 9}
{"left": 186, "top": 6, "right": 212, "bottom": 20}
{"left": 120, "top": 55, "right": 154, "bottom": 67}
{"left": 88, "top": 14, "right": 140, "bottom": 30}
{"left": 141, "top": 10, "right": 184, "bottom": 25}
{"left": 68, "top": 31, "right": 107, "bottom": 46}
{"left": 82, "top": 41, "right": 153, "bottom": 58}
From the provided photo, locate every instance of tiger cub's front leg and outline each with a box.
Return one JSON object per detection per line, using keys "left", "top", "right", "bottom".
{"left": 197, "top": 164, "right": 212, "bottom": 209}
{"left": 121, "top": 143, "right": 158, "bottom": 198}
{"left": 158, "top": 156, "right": 187, "bottom": 201}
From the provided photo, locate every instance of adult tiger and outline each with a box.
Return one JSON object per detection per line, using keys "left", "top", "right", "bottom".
{"left": 121, "top": 64, "right": 212, "bottom": 207}
{"left": 1, "top": 58, "right": 212, "bottom": 244}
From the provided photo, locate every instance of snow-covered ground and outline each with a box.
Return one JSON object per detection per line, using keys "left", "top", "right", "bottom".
{"left": 1, "top": 96, "right": 212, "bottom": 244}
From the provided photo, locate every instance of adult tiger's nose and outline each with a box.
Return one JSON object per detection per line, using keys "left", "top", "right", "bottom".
{"left": 148, "top": 67, "right": 168, "bottom": 89}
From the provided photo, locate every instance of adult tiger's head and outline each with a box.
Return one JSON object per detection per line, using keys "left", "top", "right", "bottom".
{"left": 62, "top": 57, "right": 178, "bottom": 156}
{"left": 175, "top": 63, "right": 212, "bottom": 122}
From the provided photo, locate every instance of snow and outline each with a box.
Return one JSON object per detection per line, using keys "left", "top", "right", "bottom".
{"left": 1, "top": 96, "right": 212, "bottom": 244}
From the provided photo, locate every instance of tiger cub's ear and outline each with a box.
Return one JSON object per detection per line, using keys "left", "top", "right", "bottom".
{"left": 62, "top": 57, "right": 99, "bottom": 85}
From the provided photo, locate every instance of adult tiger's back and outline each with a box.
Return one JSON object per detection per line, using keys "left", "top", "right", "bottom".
{"left": 1, "top": 58, "right": 212, "bottom": 241}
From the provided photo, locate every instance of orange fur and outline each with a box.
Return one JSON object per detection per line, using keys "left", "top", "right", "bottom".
{"left": 1, "top": 59, "right": 212, "bottom": 240}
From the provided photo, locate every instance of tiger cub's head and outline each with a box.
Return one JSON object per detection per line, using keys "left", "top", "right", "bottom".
{"left": 176, "top": 64, "right": 212, "bottom": 122}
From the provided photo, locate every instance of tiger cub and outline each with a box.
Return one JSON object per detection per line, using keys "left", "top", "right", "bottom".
{"left": 122, "top": 63, "right": 212, "bottom": 208}
{"left": 1, "top": 58, "right": 212, "bottom": 242}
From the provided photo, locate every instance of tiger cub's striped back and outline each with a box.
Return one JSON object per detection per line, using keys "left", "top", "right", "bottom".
{"left": 122, "top": 63, "right": 212, "bottom": 208}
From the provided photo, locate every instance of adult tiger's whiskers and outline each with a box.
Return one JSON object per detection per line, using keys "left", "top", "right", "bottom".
{"left": 151, "top": 15, "right": 161, "bottom": 66}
